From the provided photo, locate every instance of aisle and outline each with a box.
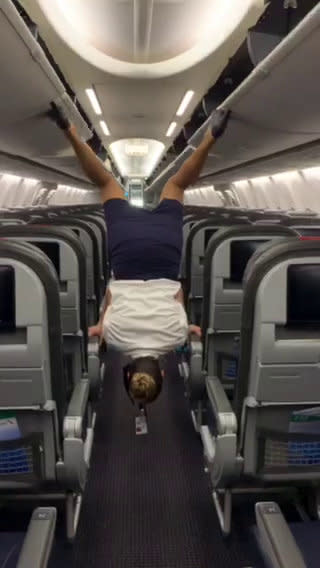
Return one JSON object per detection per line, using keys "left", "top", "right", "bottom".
{"left": 52, "top": 350, "right": 262, "bottom": 567}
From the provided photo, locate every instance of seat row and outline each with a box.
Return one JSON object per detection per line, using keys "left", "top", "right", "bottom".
{"left": 0, "top": 203, "right": 107, "bottom": 564}
{"left": 180, "top": 205, "right": 320, "bottom": 556}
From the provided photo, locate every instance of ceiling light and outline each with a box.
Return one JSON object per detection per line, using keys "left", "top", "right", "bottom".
{"left": 233, "top": 179, "right": 249, "bottom": 187}
{"left": 100, "top": 120, "right": 110, "bottom": 136}
{"left": 166, "top": 122, "right": 177, "bottom": 137}
{"left": 125, "top": 143, "right": 149, "bottom": 156}
{"left": 109, "top": 139, "right": 164, "bottom": 178}
{"left": 2, "top": 173, "right": 22, "bottom": 182}
{"left": 176, "top": 90, "right": 195, "bottom": 117}
{"left": 23, "top": 177, "right": 39, "bottom": 184}
{"left": 271, "top": 170, "right": 300, "bottom": 182}
{"left": 85, "top": 87, "right": 102, "bottom": 115}
{"left": 250, "top": 176, "right": 270, "bottom": 184}
{"left": 302, "top": 166, "right": 320, "bottom": 177}
{"left": 130, "top": 197, "right": 144, "bottom": 208}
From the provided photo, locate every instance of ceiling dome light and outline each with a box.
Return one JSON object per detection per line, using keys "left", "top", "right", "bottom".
{"left": 38, "top": 0, "right": 264, "bottom": 78}
{"left": 109, "top": 138, "right": 164, "bottom": 178}
{"left": 125, "top": 142, "right": 149, "bottom": 156}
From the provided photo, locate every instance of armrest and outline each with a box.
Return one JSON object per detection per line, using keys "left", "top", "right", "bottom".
{"left": 64, "top": 378, "right": 89, "bottom": 438}
{"left": 255, "top": 502, "right": 307, "bottom": 568}
{"left": 189, "top": 332, "right": 202, "bottom": 352}
{"left": 17, "top": 508, "right": 57, "bottom": 568}
{"left": 88, "top": 335, "right": 99, "bottom": 354}
{"left": 187, "top": 333, "right": 204, "bottom": 400}
{"left": 206, "top": 377, "right": 237, "bottom": 435}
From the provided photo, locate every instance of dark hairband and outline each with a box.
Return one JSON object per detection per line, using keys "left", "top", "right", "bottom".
{"left": 123, "top": 363, "right": 134, "bottom": 405}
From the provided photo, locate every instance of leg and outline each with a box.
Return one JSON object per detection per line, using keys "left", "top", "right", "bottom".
{"left": 66, "top": 126, "right": 125, "bottom": 204}
{"left": 160, "top": 109, "right": 231, "bottom": 203}
{"left": 160, "top": 133, "right": 215, "bottom": 203}
{"left": 48, "top": 102, "right": 124, "bottom": 204}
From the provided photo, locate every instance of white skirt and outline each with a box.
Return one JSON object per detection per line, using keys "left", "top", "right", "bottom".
{"left": 103, "top": 279, "right": 188, "bottom": 360}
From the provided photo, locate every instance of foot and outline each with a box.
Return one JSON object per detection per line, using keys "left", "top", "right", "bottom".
{"left": 48, "top": 101, "right": 71, "bottom": 131}
{"left": 210, "top": 108, "right": 231, "bottom": 140}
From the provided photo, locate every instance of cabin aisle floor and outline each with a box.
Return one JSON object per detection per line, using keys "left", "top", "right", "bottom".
{"left": 51, "top": 350, "right": 263, "bottom": 567}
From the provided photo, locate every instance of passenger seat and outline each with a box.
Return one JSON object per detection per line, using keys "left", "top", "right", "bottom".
{"left": 184, "top": 225, "right": 296, "bottom": 433}
{"left": 200, "top": 238, "right": 320, "bottom": 535}
{"left": 184, "top": 216, "right": 250, "bottom": 324}
{"left": 0, "top": 225, "right": 102, "bottom": 399}
{"left": 0, "top": 239, "right": 94, "bottom": 541}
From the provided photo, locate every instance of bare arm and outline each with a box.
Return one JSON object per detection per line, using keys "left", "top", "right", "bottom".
{"left": 175, "top": 288, "right": 202, "bottom": 337}
{"left": 99, "top": 287, "right": 112, "bottom": 322}
{"left": 160, "top": 109, "right": 230, "bottom": 203}
{"left": 88, "top": 287, "right": 112, "bottom": 339}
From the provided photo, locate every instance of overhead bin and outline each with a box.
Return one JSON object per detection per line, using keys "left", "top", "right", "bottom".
{"left": 0, "top": 152, "right": 92, "bottom": 188}
{"left": 166, "top": 1, "right": 318, "bottom": 167}
{"left": 200, "top": 1, "right": 319, "bottom": 119}
{"left": 148, "top": 4, "right": 320, "bottom": 194}
{"left": 193, "top": 3, "right": 320, "bottom": 181}
{"left": 0, "top": 0, "right": 93, "bottom": 184}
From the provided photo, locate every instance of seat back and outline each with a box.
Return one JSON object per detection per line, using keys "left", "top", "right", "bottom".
{"left": 79, "top": 216, "right": 104, "bottom": 296}
{"left": 185, "top": 217, "right": 250, "bottom": 324}
{"left": 81, "top": 213, "right": 108, "bottom": 288}
{"left": 284, "top": 217, "right": 320, "bottom": 237}
{"left": 236, "top": 239, "right": 320, "bottom": 482}
{"left": 0, "top": 225, "right": 86, "bottom": 332}
{"left": 32, "top": 218, "right": 100, "bottom": 324}
{"left": 0, "top": 225, "right": 88, "bottom": 383}
{"left": 180, "top": 216, "right": 207, "bottom": 279}
{"left": 202, "top": 225, "right": 297, "bottom": 388}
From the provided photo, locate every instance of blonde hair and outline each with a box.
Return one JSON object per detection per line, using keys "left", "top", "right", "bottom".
{"left": 129, "top": 372, "right": 158, "bottom": 404}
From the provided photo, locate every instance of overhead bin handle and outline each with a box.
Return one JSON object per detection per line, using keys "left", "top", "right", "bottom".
{"left": 53, "top": 93, "right": 92, "bottom": 141}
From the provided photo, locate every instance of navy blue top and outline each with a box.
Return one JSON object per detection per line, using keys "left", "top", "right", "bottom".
{"left": 103, "top": 198, "right": 183, "bottom": 280}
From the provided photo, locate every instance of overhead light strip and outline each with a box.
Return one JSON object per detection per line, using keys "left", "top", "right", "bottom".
{"left": 1, "top": 173, "right": 39, "bottom": 184}
{"left": 250, "top": 176, "right": 270, "bottom": 184}
{"left": 233, "top": 166, "right": 320, "bottom": 186}
{"left": 100, "top": 120, "right": 110, "bottom": 136}
{"left": 85, "top": 87, "right": 102, "bottom": 115}
{"left": 166, "top": 121, "right": 177, "bottom": 137}
{"left": 303, "top": 166, "right": 320, "bottom": 176}
{"left": 176, "top": 90, "right": 194, "bottom": 117}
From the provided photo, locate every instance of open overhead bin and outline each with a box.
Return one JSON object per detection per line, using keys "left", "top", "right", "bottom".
{"left": 147, "top": 3, "right": 320, "bottom": 194}
{"left": 0, "top": 0, "right": 94, "bottom": 185}
{"left": 192, "top": 3, "right": 320, "bottom": 182}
